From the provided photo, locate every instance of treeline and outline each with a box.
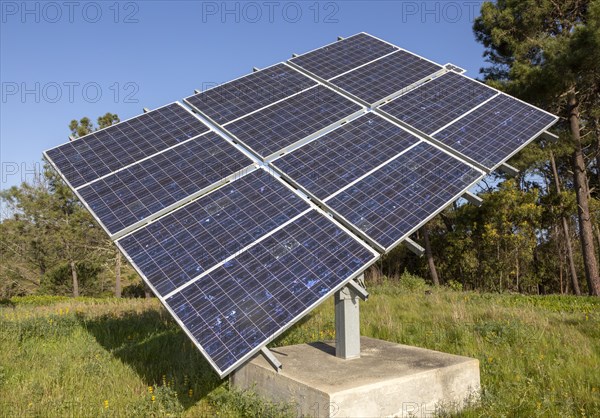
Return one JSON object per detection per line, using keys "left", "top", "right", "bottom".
{"left": 1, "top": 1, "right": 598, "bottom": 297}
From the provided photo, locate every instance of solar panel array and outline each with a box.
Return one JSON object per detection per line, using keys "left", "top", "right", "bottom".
{"left": 44, "top": 32, "right": 558, "bottom": 378}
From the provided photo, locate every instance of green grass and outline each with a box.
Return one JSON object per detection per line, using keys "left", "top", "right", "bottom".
{"left": 0, "top": 288, "right": 598, "bottom": 417}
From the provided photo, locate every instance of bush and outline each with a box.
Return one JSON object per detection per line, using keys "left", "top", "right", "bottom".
{"left": 446, "top": 279, "right": 463, "bottom": 291}
{"left": 398, "top": 270, "right": 429, "bottom": 291}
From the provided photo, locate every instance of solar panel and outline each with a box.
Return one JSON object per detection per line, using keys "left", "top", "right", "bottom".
{"left": 117, "top": 169, "right": 310, "bottom": 296}
{"left": 44, "top": 103, "right": 209, "bottom": 188}
{"left": 289, "top": 33, "right": 398, "bottom": 80}
{"left": 272, "top": 114, "right": 420, "bottom": 200}
{"left": 164, "top": 209, "right": 377, "bottom": 376}
{"left": 225, "top": 86, "right": 363, "bottom": 160}
{"left": 432, "top": 94, "right": 558, "bottom": 170}
{"left": 77, "top": 132, "right": 254, "bottom": 237}
{"left": 324, "top": 143, "right": 483, "bottom": 251}
{"left": 330, "top": 50, "right": 442, "bottom": 104}
{"left": 43, "top": 32, "right": 560, "bottom": 379}
{"left": 184, "top": 63, "right": 317, "bottom": 125}
{"left": 379, "top": 72, "right": 498, "bottom": 134}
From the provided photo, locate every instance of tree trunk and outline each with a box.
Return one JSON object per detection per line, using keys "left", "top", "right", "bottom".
{"left": 70, "top": 260, "right": 79, "bottom": 297}
{"left": 115, "top": 249, "right": 122, "bottom": 298}
{"left": 550, "top": 150, "right": 581, "bottom": 295}
{"left": 422, "top": 224, "right": 440, "bottom": 286}
{"left": 569, "top": 96, "right": 600, "bottom": 296}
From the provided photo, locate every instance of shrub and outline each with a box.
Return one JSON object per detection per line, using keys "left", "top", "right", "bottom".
{"left": 398, "top": 270, "right": 429, "bottom": 291}
{"left": 446, "top": 279, "right": 464, "bottom": 291}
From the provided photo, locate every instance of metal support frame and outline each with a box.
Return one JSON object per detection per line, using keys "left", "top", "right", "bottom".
{"left": 260, "top": 347, "right": 282, "bottom": 373}
{"left": 498, "top": 163, "right": 519, "bottom": 177}
{"left": 335, "top": 275, "right": 364, "bottom": 359}
{"left": 462, "top": 191, "right": 483, "bottom": 207}
{"left": 404, "top": 237, "right": 425, "bottom": 257}
{"left": 541, "top": 131, "right": 559, "bottom": 142}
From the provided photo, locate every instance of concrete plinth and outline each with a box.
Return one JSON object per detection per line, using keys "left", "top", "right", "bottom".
{"left": 231, "top": 337, "right": 479, "bottom": 417}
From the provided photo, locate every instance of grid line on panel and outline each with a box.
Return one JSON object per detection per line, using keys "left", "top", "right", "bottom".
{"left": 379, "top": 72, "right": 498, "bottom": 135}
{"left": 225, "top": 86, "right": 362, "bottom": 159}
{"left": 117, "top": 170, "right": 309, "bottom": 296}
{"left": 326, "top": 143, "right": 482, "bottom": 249}
{"left": 272, "top": 114, "right": 421, "bottom": 200}
{"left": 164, "top": 210, "right": 376, "bottom": 374}
{"left": 45, "top": 104, "right": 209, "bottom": 188}
{"left": 78, "top": 132, "right": 253, "bottom": 235}
{"left": 432, "top": 94, "right": 558, "bottom": 169}
{"left": 330, "top": 50, "right": 442, "bottom": 104}
{"left": 290, "top": 33, "right": 399, "bottom": 81}
{"left": 185, "top": 63, "right": 317, "bottom": 125}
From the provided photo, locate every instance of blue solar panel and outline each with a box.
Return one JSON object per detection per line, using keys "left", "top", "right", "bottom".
{"left": 330, "top": 50, "right": 442, "bottom": 104}
{"left": 165, "top": 209, "right": 376, "bottom": 375}
{"left": 379, "top": 72, "right": 498, "bottom": 134}
{"left": 289, "top": 33, "right": 398, "bottom": 80}
{"left": 272, "top": 114, "right": 420, "bottom": 200}
{"left": 324, "top": 143, "right": 483, "bottom": 250}
{"left": 184, "top": 63, "right": 316, "bottom": 125}
{"left": 77, "top": 132, "right": 254, "bottom": 236}
{"left": 44, "top": 103, "right": 209, "bottom": 188}
{"left": 118, "top": 170, "right": 309, "bottom": 296}
{"left": 225, "top": 86, "right": 362, "bottom": 160}
{"left": 433, "top": 94, "right": 558, "bottom": 169}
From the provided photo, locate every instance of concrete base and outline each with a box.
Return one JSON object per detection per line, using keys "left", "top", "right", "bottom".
{"left": 231, "top": 337, "right": 480, "bottom": 417}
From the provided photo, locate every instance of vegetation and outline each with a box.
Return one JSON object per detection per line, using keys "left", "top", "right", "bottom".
{"left": 0, "top": 1, "right": 598, "bottom": 415}
{"left": 0, "top": 283, "right": 598, "bottom": 417}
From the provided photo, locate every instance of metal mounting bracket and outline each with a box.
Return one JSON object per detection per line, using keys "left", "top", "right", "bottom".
{"left": 347, "top": 279, "right": 369, "bottom": 301}
{"left": 498, "top": 163, "right": 519, "bottom": 177}
{"left": 404, "top": 237, "right": 425, "bottom": 257}
{"left": 260, "top": 347, "right": 282, "bottom": 373}
{"left": 462, "top": 191, "right": 483, "bottom": 207}
{"left": 541, "top": 131, "right": 559, "bottom": 142}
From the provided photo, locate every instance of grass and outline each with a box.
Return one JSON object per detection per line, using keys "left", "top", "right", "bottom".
{"left": 0, "top": 284, "right": 598, "bottom": 417}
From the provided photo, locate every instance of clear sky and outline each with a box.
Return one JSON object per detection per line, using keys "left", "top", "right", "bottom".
{"left": 1, "top": 0, "right": 487, "bottom": 191}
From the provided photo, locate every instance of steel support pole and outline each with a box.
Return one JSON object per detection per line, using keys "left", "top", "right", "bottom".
{"left": 335, "top": 276, "right": 362, "bottom": 359}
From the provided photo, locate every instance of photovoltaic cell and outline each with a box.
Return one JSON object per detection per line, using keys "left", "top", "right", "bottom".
{"left": 325, "top": 143, "right": 482, "bottom": 250}
{"left": 433, "top": 94, "right": 558, "bottom": 169}
{"left": 379, "top": 72, "right": 497, "bottom": 134}
{"left": 44, "top": 103, "right": 209, "bottom": 188}
{"left": 289, "top": 33, "right": 398, "bottom": 80}
{"left": 185, "top": 63, "right": 316, "bottom": 125}
{"left": 118, "top": 170, "right": 309, "bottom": 296}
{"left": 78, "top": 132, "right": 254, "bottom": 236}
{"left": 225, "top": 86, "right": 362, "bottom": 159}
{"left": 165, "top": 210, "right": 376, "bottom": 375}
{"left": 330, "top": 50, "right": 442, "bottom": 104}
{"left": 272, "top": 114, "right": 420, "bottom": 200}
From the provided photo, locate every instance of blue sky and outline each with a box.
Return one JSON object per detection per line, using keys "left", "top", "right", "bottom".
{"left": 1, "top": 0, "right": 487, "bottom": 191}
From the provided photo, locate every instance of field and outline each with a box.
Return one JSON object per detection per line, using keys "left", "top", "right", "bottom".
{"left": 1, "top": 283, "right": 599, "bottom": 417}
